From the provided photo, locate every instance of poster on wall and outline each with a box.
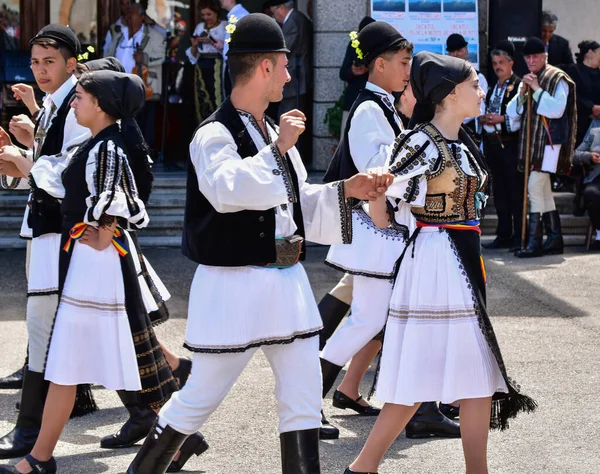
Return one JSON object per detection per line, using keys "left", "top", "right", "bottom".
{"left": 371, "top": 0, "right": 480, "bottom": 69}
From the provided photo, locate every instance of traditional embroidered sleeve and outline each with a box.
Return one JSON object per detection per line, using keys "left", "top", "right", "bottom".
{"left": 348, "top": 101, "right": 397, "bottom": 172}
{"left": 29, "top": 109, "right": 91, "bottom": 199}
{"left": 386, "top": 130, "right": 437, "bottom": 204}
{"left": 282, "top": 146, "right": 352, "bottom": 245}
{"left": 84, "top": 140, "right": 148, "bottom": 229}
{"left": 192, "top": 122, "right": 295, "bottom": 213}
{"left": 534, "top": 79, "right": 569, "bottom": 119}
{"left": 504, "top": 111, "right": 521, "bottom": 133}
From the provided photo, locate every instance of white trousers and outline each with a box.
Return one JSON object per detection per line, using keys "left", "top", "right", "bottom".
{"left": 321, "top": 276, "right": 392, "bottom": 367}
{"left": 159, "top": 336, "right": 322, "bottom": 435}
{"left": 328, "top": 272, "right": 354, "bottom": 305}
{"left": 27, "top": 294, "right": 58, "bottom": 373}
{"left": 529, "top": 170, "right": 556, "bottom": 214}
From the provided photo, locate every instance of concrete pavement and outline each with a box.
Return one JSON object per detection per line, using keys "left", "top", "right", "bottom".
{"left": 0, "top": 245, "right": 599, "bottom": 473}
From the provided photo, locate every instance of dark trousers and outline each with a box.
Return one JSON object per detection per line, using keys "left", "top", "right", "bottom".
{"left": 484, "top": 136, "right": 524, "bottom": 240}
{"left": 583, "top": 178, "right": 600, "bottom": 229}
{"left": 137, "top": 100, "right": 158, "bottom": 150}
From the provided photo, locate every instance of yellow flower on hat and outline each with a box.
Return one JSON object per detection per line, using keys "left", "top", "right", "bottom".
{"left": 225, "top": 15, "right": 239, "bottom": 43}
{"left": 349, "top": 31, "right": 363, "bottom": 60}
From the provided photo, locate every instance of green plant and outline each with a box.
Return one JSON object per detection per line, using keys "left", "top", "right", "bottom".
{"left": 324, "top": 92, "right": 345, "bottom": 141}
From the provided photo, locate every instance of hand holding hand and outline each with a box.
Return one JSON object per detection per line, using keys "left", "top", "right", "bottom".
{"left": 275, "top": 110, "right": 306, "bottom": 155}
{"left": 344, "top": 168, "right": 394, "bottom": 201}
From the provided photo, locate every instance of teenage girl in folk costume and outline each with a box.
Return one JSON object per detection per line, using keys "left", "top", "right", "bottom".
{"left": 345, "top": 52, "right": 536, "bottom": 474}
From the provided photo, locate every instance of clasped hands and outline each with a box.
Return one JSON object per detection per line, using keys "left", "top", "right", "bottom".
{"left": 343, "top": 166, "right": 394, "bottom": 202}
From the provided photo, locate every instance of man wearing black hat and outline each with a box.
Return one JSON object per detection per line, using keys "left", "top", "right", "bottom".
{"left": 0, "top": 24, "right": 93, "bottom": 459}
{"left": 480, "top": 40, "right": 524, "bottom": 251}
{"left": 507, "top": 37, "right": 577, "bottom": 258}
{"left": 446, "top": 33, "right": 488, "bottom": 141}
{"left": 127, "top": 13, "right": 392, "bottom": 474}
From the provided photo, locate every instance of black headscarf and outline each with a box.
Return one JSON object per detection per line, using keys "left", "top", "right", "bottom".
{"left": 408, "top": 51, "right": 489, "bottom": 180}
{"left": 83, "top": 57, "right": 126, "bottom": 73}
{"left": 575, "top": 40, "right": 600, "bottom": 64}
{"left": 78, "top": 71, "right": 153, "bottom": 202}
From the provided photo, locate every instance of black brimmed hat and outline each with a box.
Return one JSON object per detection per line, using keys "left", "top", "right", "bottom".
{"left": 523, "top": 37, "right": 545, "bottom": 55}
{"left": 227, "top": 13, "right": 290, "bottom": 55}
{"left": 494, "top": 40, "right": 515, "bottom": 58}
{"left": 357, "top": 21, "right": 408, "bottom": 66}
{"left": 446, "top": 33, "right": 468, "bottom": 52}
{"left": 30, "top": 24, "right": 81, "bottom": 57}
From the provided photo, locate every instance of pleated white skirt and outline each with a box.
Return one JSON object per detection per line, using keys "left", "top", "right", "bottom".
{"left": 45, "top": 241, "right": 141, "bottom": 390}
{"left": 376, "top": 227, "right": 508, "bottom": 405}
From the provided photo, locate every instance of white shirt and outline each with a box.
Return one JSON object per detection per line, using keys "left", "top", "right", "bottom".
{"left": 348, "top": 82, "right": 403, "bottom": 173}
{"left": 483, "top": 77, "right": 521, "bottom": 134}
{"left": 185, "top": 21, "right": 227, "bottom": 64}
{"left": 115, "top": 26, "right": 145, "bottom": 75}
{"left": 20, "top": 75, "right": 91, "bottom": 238}
{"left": 223, "top": 3, "right": 250, "bottom": 60}
{"left": 283, "top": 8, "right": 294, "bottom": 25}
{"left": 103, "top": 17, "right": 127, "bottom": 56}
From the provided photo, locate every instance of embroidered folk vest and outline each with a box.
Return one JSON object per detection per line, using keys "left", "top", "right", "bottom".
{"left": 411, "top": 124, "right": 485, "bottom": 224}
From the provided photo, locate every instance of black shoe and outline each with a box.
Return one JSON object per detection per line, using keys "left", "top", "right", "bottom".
{"left": 0, "top": 370, "right": 49, "bottom": 459}
{"left": 405, "top": 402, "right": 461, "bottom": 439}
{"left": 100, "top": 391, "right": 157, "bottom": 449}
{"left": 332, "top": 390, "right": 380, "bottom": 416}
{"left": 166, "top": 432, "right": 209, "bottom": 472}
{"left": 590, "top": 240, "right": 600, "bottom": 251}
{"left": 542, "top": 210, "right": 564, "bottom": 255}
{"left": 127, "top": 423, "right": 188, "bottom": 474}
{"left": 319, "top": 411, "right": 339, "bottom": 440}
{"left": 280, "top": 429, "right": 320, "bottom": 473}
{"left": 318, "top": 294, "right": 350, "bottom": 350}
{"left": 0, "top": 454, "right": 56, "bottom": 473}
{"left": 439, "top": 403, "right": 459, "bottom": 420}
{"left": 483, "top": 237, "right": 512, "bottom": 249}
{"left": 515, "top": 213, "right": 543, "bottom": 258}
{"left": 0, "top": 366, "right": 25, "bottom": 390}
{"left": 172, "top": 358, "right": 192, "bottom": 389}
{"left": 344, "top": 468, "right": 377, "bottom": 474}
{"left": 320, "top": 359, "right": 343, "bottom": 399}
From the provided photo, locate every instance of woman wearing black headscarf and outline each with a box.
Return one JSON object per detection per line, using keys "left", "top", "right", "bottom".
{"left": 2, "top": 71, "right": 199, "bottom": 474}
{"left": 345, "top": 52, "right": 536, "bottom": 474}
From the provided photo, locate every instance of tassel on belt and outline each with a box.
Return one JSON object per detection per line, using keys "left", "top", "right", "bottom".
{"left": 62, "top": 222, "right": 129, "bottom": 257}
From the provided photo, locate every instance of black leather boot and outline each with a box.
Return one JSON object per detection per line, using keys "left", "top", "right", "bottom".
{"left": 0, "top": 365, "right": 25, "bottom": 390}
{"left": 405, "top": 402, "right": 461, "bottom": 439}
{"left": 127, "top": 423, "right": 188, "bottom": 474}
{"left": 439, "top": 402, "right": 459, "bottom": 420}
{"left": 318, "top": 294, "right": 350, "bottom": 350}
{"left": 280, "top": 429, "right": 320, "bottom": 474}
{"left": 320, "top": 358, "right": 343, "bottom": 399}
{"left": 0, "top": 370, "right": 49, "bottom": 459}
{"left": 515, "top": 213, "right": 544, "bottom": 258}
{"left": 100, "top": 391, "right": 157, "bottom": 449}
{"left": 319, "top": 359, "right": 343, "bottom": 440}
{"left": 542, "top": 210, "right": 564, "bottom": 255}
{"left": 166, "top": 432, "right": 209, "bottom": 472}
{"left": 319, "top": 411, "right": 339, "bottom": 440}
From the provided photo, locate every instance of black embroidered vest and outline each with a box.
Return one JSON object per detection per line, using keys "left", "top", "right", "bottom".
{"left": 324, "top": 89, "right": 402, "bottom": 183}
{"left": 29, "top": 85, "right": 77, "bottom": 238}
{"left": 181, "top": 98, "right": 306, "bottom": 266}
{"left": 484, "top": 73, "right": 522, "bottom": 136}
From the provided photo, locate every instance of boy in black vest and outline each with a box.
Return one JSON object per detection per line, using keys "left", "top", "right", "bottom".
{"left": 321, "top": 22, "right": 459, "bottom": 440}
{"left": 480, "top": 40, "right": 524, "bottom": 251}
{"left": 127, "top": 13, "right": 392, "bottom": 474}
{"left": 0, "top": 25, "right": 95, "bottom": 461}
